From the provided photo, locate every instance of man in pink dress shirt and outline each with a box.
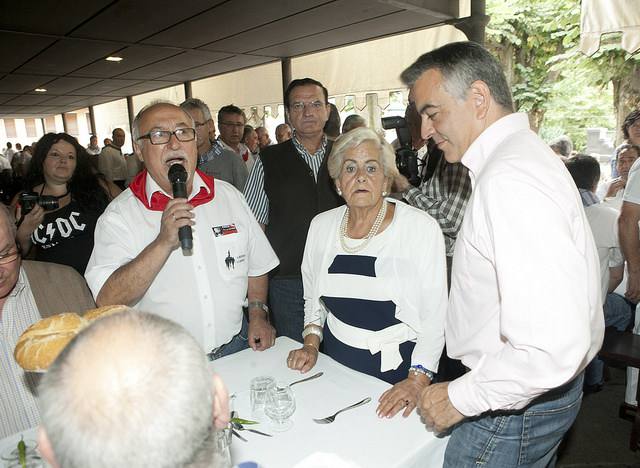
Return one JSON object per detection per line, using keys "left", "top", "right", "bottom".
{"left": 401, "top": 41, "right": 604, "bottom": 467}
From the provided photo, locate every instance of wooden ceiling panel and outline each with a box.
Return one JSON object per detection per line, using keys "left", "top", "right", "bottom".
{"left": 71, "top": 79, "right": 144, "bottom": 96}
{"left": 253, "top": 10, "right": 444, "bottom": 57}
{"left": 0, "top": 74, "right": 57, "bottom": 94}
{"left": 105, "top": 81, "right": 182, "bottom": 97}
{"left": 40, "top": 95, "right": 94, "bottom": 106}
{"left": 70, "top": 45, "right": 183, "bottom": 78}
{"left": 72, "top": 96, "right": 122, "bottom": 108}
{"left": 0, "top": 1, "right": 112, "bottom": 36}
{"left": 70, "top": 0, "right": 225, "bottom": 43}
{"left": 15, "top": 38, "right": 125, "bottom": 75}
{"left": 36, "top": 77, "right": 103, "bottom": 95}
{"left": 116, "top": 51, "right": 232, "bottom": 80}
{"left": 0, "top": 106, "right": 26, "bottom": 114}
{"left": 159, "top": 55, "right": 275, "bottom": 82}
{"left": 3, "top": 94, "right": 52, "bottom": 106}
{"left": 0, "top": 33, "right": 57, "bottom": 73}
{"left": 0, "top": 95, "right": 19, "bottom": 105}
{"left": 143, "top": 0, "right": 329, "bottom": 49}
{"left": 200, "top": 1, "right": 399, "bottom": 54}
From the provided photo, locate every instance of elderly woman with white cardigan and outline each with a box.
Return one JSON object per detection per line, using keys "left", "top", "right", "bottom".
{"left": 286, "top": 127, "right": 448, "bottom": 419}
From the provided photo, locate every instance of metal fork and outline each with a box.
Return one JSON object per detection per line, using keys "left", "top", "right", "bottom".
{"left": 312, "top": 397, "right": 371, "bottom": 424}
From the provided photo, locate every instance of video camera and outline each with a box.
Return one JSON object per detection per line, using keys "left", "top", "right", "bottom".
{"left": 19, "top": 192, "right": 59, "bottom": 215}
{"left": 381, "top": 116, "right": 421, "bottom": 186}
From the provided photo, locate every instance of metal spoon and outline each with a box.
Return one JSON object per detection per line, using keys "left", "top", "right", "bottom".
{"left": 289, "top": 371, "right": 323, "bottom": 387}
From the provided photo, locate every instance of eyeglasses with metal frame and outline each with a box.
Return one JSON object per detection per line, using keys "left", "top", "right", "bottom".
{"left": 0, "top": 249, "right": 20, "bottom": 265}
{"left": 137, "top": 128, "right": 196, "bottom": 145}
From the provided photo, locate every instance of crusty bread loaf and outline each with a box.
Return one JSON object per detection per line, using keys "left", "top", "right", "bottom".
{"left": 83, "top": 304, "right": 129, "bottom": 322}
{"left": 14, "top": 305, "right": 129, "bottom": 372}
{"left": 14, "top": 313, "right": 88, "bottom": 372}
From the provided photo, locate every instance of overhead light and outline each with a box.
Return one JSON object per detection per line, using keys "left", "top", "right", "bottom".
{"left": 105, "top": 56, "right": 123, "bottom": 62}
{"left": 34, "top": 88, "right": 47, "bottom": 92}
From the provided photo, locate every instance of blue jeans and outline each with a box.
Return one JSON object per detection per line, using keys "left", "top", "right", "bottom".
{"left": 269, "top": 277, "right": 304, "bottom": 343}
{"left": 208, "top": 314, "right": 249, "bottom": 360}
{"left": 444, "top": 373, "right": 584, "bottom": 468}
{"left": 585, "top": 292, "right": 633, "bottom": 386}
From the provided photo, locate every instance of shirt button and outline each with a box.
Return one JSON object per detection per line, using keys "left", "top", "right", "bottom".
{"left": 204, "top": 294, "right": 208, "bottom": 299}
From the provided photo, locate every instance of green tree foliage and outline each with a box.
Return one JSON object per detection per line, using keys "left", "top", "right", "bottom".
{"left": 550, "top": 35, "right": 640, "bottom": 145}
{"left": 486, "top": 0, "right": 579, "bottom": 132}
{"left": 486, "top": 0, "right": 638, "bottom": 150}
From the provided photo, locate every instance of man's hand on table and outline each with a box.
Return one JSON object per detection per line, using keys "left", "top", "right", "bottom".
{"left": 626, "top": 270, "right": 640, "bottom": 303}
{"left": 377, "top": 375, "right": 428, "bottom": 418}
{"left": 248, "top": 313, "right": 275, "bottom": 351}
{"left": 418, "top": 382, "right": 465, "bottom": 433}
{"left": 287, "top": 343, "right": 319, "bottom": 373}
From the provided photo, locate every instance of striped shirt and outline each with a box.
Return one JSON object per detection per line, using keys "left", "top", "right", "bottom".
{"left": 244, "top": 133, "right": 328, "bottom": 225}
{"left": 403, "top": 156, "right": 471, "bottom": 256}
{"left": 0, "top": 267, "right": 41, "bottom": 438}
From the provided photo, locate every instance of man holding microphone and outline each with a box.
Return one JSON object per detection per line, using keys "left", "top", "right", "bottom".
{"left": 86, "top": 101, "right": 279, "bottom": 359}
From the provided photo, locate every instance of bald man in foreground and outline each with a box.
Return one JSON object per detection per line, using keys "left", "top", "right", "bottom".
{"left": 37, "top": 309, "right": 229, "bottom": 468}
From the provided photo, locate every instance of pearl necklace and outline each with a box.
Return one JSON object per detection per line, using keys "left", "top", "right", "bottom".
{"left": 339, "top": 201, "right": 388, "bottom": 254}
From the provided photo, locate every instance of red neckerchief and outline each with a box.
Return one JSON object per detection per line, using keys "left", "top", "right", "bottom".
{"left": 241, "top": 149, "right": 249, "bottom": 162}
{"left": 129, "top": 169, "right": 215, "bottom": 211}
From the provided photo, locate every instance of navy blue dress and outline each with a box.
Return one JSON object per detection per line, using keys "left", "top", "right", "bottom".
{"left": 321, "top": 252, "right": 415, "bottom": 384}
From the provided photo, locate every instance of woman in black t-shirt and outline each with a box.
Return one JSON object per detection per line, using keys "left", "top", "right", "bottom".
{"left": 13, "top": 133, "right": 121, "bottom": 274}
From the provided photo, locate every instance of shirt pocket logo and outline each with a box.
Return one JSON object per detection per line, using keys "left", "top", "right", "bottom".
{"left": 213, "top": 229, "right": 248, "bottom": 279}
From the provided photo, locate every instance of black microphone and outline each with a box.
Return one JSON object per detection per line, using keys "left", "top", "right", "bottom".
{"left": 167, "top": 164, "right": 193, "bottom": 252}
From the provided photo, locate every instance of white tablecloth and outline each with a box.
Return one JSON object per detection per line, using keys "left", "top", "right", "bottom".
{"left": 212, "top": 337, "right": 448, "bottom": 468}
{"left": 0, "top": 337, "right": 448, "bottom": 468}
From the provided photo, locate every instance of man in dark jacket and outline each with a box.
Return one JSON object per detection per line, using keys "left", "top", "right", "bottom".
{"left": 244, "top": 78, "right": 342, "bottom": 341}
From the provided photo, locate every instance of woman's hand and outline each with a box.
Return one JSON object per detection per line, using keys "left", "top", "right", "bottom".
{"left": 377, "top": 375, "right": 429, "bottom": 418}
{"left": 16, "top": 204, "right": 45, "bottom": 254}
{"left": 17, "top": 203, "right": 45, "bottom": 232}
{"left": 286, "top": 344, "right": 319, "bottom": 373}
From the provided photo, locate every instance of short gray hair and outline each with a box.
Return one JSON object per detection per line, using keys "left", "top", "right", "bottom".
{"left": 401, "top": 41, "right": 514, "bottom": 112}
{"left": 180, "top": 98, "right": 212, "bottom": 121}
{"left": 328, "top": 127, "right": 399, "bottom": 180}
{"left": 615, "top": 142, "right": 640, "bottom": 159}
{"left": 341, "top": 114, "right": 367, "bottom": 134}
{"left": 132, "top": 100, "right": 194, "bottom": 147}
{"left": 39, "top": 310, "right": 214, "bottom": 468}
{"left": 549, "top": 135, "right": 573, "bottom": 157}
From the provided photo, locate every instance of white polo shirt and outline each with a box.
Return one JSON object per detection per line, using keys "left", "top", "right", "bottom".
{"left": 85, "top": 173, "right": 279, "bottom": 352}
{"left": 623, "top": 158, "right": 640, "bottom": 205}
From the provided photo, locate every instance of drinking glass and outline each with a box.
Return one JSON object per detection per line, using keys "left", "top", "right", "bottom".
{"left": 211, "top": 427, "right": 232, "bottom": 468}
{"left": 250, "top": 375, "right": 276, "bottom": 419}
{"left": 1, "top": 439, "right": 44, "bottom": 467}
{"left": 264, "top": 383, "right": 296, "bottom": 431}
